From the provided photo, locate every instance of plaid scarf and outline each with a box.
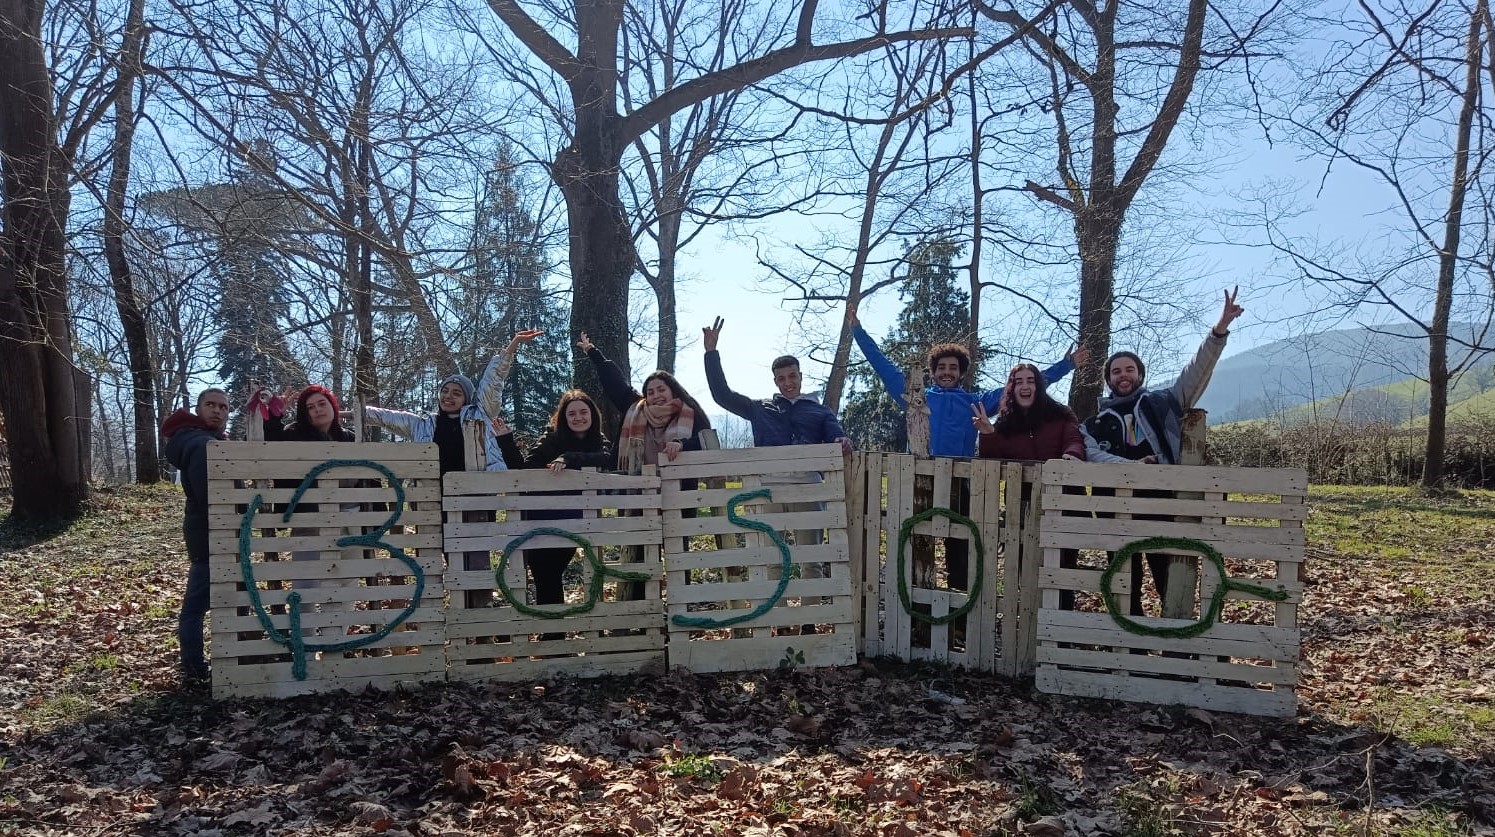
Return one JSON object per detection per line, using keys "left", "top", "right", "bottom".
{"left": 618, "top": 398, "right": 695, "bottom": 465}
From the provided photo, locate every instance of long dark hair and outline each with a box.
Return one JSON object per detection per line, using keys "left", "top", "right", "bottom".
{"left": 640, "top": 370, "right": 711, "bottom": 427}
{"left": 995, "top": 364, "right": 1070, "bottom": 434}
{"left": 546, "top": 389, "right": 608, "bottom": 450}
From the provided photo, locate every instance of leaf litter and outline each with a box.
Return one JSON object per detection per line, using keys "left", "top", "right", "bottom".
{"left": 0, "top": 484, "right": 1490, "bottom": 834}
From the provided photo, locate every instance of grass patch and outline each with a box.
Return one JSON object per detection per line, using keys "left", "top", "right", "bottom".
{"left": 24, "top": 692, "right": 95, "bottom": 727}
{"left": 1394, "top": 807, "right": 1476, "bottom": 836}
{"left": 1307, "top": 485, "right": 1495, "bottom": 593}
{"left": 661, "top": 753, "right": 722, "bottom": 783}
{"left": 1372, "top": 688, "right": 1495, "bottom": 748}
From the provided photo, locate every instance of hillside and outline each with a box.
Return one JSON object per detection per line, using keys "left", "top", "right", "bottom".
{"left": 1187, "top": 322, "right": 1494, "bottom": 423}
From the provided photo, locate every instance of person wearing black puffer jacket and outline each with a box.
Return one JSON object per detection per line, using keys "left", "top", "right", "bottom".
{"left": 491, "top": 390, "right": 614, "bottom": 608}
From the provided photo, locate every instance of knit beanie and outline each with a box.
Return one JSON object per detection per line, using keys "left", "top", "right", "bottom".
{"left": 1104, "top": 351, "right": 1146, "bottom": 389}
{"left": 439, "top": 374, "right": 476, "bottom": 406}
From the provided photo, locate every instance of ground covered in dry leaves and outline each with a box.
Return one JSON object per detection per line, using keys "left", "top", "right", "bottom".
{"left": 0, "top": 484, "right": 1491, "bottom": 836}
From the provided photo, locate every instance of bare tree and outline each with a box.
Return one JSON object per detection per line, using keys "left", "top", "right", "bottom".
{"left": 478, "top": 0, "right": 971, "bottom": 424}
{"left": 981, "top": 0, "right": 1283, "bottom": 416}
{"left": 150, "top": 0, "right": 504, "bottom": 387}
{"left": 100, "top": 0, "right": 158, "bottom": 482}
{"left": 0, "top": 0, "right": 94, "bottom": 520}
{"left": 1262, "top": 0, "right": 1495, "bottom": 489}
{"left": 619, "top": 0, "right": 835, "bottom": 373}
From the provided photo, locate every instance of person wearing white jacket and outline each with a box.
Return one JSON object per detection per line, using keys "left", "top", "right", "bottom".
{"left": 364, "top": 330, "right": 542, "bottom": 473}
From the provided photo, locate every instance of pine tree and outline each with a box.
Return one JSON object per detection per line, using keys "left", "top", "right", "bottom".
{"left": 842, "top": 238, "right": 975, "bottom": 452}
{"left": 462, "top": 148, "right": 571, "bottom": 437}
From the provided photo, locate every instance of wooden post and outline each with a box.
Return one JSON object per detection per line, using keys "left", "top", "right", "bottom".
{"left": 1161, "top": 409, "right": 1207, "bottom": 618}
{"left": 351, "top": 401, "right": 365, "bottom": 443}
{"left": 462, "top": 420, "right": 487, "bottom": 471}
{"left": 904, "top": 365, "right": 931, "bottom": 460}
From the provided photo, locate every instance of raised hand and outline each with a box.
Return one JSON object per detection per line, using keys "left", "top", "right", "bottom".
{"left": 702, "top": 316, "right": 724, "bottom": 352}
{"left": 576, "top": 331, "right": 595, "bottom": 353}
{"left": 1067, "top": 343, "right": 1091, "bottom": 369}
{"left": 507, "top": 329, "right": 544, "bottom": 353}
{"left": 490, "top": 416, "right": 513, "bottom": 437}
{"left": 1214, "top": 286, "right": 1244, "bottom": 335}
{"left": 971, "top": 402, "right": 995, "bottom": 435}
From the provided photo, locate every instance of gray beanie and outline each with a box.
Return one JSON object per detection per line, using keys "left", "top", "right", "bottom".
{"left": 439, "top": 374, "right": 475, "bottom": 406}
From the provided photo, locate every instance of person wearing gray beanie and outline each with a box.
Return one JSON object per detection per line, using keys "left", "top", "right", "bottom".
{"left": 364, "top": 330, "right": 542, "bottom": 473}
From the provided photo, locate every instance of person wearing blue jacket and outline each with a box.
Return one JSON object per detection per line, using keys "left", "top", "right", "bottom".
{"left": 850, "top": 320, "right": 1087, "bottom": 458}
{"left": 702, "top": 316, "right": 851, "bottom": 636}
{"left": 703, "top": 317, "right": 853, "bottom": 453}
{"left": 850, "top": 323, "right": 1086, "bottom": 645}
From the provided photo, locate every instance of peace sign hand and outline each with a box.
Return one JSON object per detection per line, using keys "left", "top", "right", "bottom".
{"left": 702, "top": 316, "right": 724, "bottom": 352}
{"left": 1215, "top": 286, "right": 1244, "bottom": 335}
{"left": 971, "top": 402, "right": 995, "bottom": 434}
{"left": 576, "top": 331, "right": 595, "bottom": 353}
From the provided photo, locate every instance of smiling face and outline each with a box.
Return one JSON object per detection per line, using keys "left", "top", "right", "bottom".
{"left": 1107, "top": 357, "right": 1143, "bottom": 397}
{"left": 932, "top": 357, "right": 963, "bottom": 388}
{"left": 1010, "top": 368, "right": 1038, "bottom": 409}
{"left": 438, "top": 381, "right": 467, "bottom": 414}
{"left": 773, "top": 364, "right": 802, "bottom": 400}
{"left": 303, "top": 393, "right": 337, "bottom": 432}
{"left": 643, "top": 377, "right": 674, "bottom": 407}
{"left": 563, "top": 399, "right": 594, "bottom": 434}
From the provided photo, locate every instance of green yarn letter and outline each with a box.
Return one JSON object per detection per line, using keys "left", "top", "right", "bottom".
{"left": 671, "top": 488, "right": 794, "bottom": 629}
{"left": 1098, "top": 536, "right": 1289, "bottom": 639}
{"left": 895, "top": 507, "right": 986, "bottom": 625}
{"left": 496, "top": 527, "right": 651, "bottom": 618}
{"left": 237, "top": 459, "right": 426, "bottom": 680}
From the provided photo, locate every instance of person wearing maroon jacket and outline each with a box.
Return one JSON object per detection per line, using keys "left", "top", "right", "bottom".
{"left": 972, "top": 364, "right": 1085, "bottom": 462}
{"left": 161, "top": 388, "right": 231, "bottom": 683}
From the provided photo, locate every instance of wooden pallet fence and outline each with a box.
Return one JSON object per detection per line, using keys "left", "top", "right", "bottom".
{"left": 1034, "top": 460, "right": 1307, "bottom": 718}
{"left": 854, "top": 454, "right": 1036, "bottom": 674}
{"left": 207, "top": 442, "right": 446, "bottom": 699}
{"left": 441, "top": 468, "right": 666, "bottom": 681}
{"left": 658, "top": 444, "right": 856, "bottom": 673}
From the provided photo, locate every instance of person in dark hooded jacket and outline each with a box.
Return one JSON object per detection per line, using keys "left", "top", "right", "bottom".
{"left": 161, "top": 388, "right": 231, "bottom": 683}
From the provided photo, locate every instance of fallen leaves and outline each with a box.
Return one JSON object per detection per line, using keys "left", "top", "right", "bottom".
{"left": 0, "top": 485, "right": 1491, "bottom": 835}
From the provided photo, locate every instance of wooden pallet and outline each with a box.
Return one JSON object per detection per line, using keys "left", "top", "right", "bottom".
{"left": 1034, "top": 460, "right": 1306, "bottom": 718}
{"left": 206, "top": 442, "right": 446, "bottom": 698}
{"left": 658, "top": 444, "right": 857, "bottom": 673}
{"left": 441, "top": 469, "right": 666, "bottom": 681}
{"left": 855, "top": 454, "right": 1034, "bottom": 674}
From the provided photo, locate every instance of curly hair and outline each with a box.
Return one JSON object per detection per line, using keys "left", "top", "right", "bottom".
{"left": 926, "top": 343, "right": 971, "bottom": 376}
{"left": 994, "top": 364, "right": 1071, "bottom": 434}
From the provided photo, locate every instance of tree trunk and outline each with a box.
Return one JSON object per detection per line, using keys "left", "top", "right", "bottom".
{"left": 103, "top": 0, "right": 158, "bottom": 483}
{"left": 555, "top": 141, "right": 633, "bottom": 431}
{"left": 0, "top": 0, "right": 89, "bottom": 520}
{"left": 1069, "top": 210, "right": 1120, "bottom": 419}
{"left": 650, "top": 203, "right": 680, "bottom": 374}
{"left": 1422, "top": 1, "right": 1484, "bottom": 489}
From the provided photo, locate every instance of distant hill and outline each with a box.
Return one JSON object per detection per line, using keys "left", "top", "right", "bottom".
{"left": 1181, "top": 322, "right": 1494, "bottom": 423}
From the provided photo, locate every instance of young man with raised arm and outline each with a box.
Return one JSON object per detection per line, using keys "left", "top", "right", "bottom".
{"left": 1081, "top": 287, "right": 1245, "bottom": 615}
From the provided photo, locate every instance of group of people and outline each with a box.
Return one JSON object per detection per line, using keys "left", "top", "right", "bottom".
{"left": 160, "top": 288, "right": 1243, "bottom": 683}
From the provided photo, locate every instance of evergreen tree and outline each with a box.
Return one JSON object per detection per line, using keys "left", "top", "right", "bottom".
{"left": 842, "top": 238, "right": 975, "bottom": 452}
{"left": 462, "top": 149, "right": 571, "bottom": 437}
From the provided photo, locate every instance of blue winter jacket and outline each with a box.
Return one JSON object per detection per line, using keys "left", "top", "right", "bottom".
{"left": 852, "top": 324, "right": 1075, "bottom": 458}
{"left": 704, "top": 351, "right": 848, "bottom": 447}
